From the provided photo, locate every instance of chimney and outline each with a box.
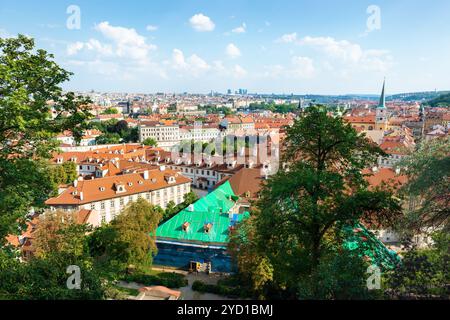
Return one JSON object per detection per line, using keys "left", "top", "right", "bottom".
{"left": 143, "top": 170, "right": 149, "bottom": 180}
{"left": 73, "top": 180, "right": 78, "bottom": 187}
{"left": 372, "top": 166, "right": 379, "bottom": 173}
{"left": 79, "top": 192, "right": 84, "bottom": 201}
{"left": 160, "top": 165, "right": 166, "bottom": 171}
{"left": 395, "top": 167, "right": 401, "bottom": 175}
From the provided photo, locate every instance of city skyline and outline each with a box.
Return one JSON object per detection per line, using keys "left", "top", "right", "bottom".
{"left": 1, "top": 0, "right": 450, "bottom": 94}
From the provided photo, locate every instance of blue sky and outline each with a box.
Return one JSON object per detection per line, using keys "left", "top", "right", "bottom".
{"left": 1, "top": 0, "right": 450, "bottom": 94}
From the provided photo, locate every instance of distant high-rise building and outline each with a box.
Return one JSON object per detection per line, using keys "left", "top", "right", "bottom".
{"left": 238, "top": 88, "right": 248, "bottom": 95}
{"left": 227, "top": 89, "right": 232, "bottom": 95}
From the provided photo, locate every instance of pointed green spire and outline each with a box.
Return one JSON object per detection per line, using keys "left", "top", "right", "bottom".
{"left": 378, "top": 78, "right": 386, "bottom": 109}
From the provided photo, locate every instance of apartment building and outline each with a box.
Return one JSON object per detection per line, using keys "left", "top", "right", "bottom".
{"left": 146, "top": 148, "right": 275, "bottom": 190}
{"left": 45, "top": 167, "right": 191, "bottom": 223}
{"left": 138, "top": 121, "right": 181, "bottom": 148}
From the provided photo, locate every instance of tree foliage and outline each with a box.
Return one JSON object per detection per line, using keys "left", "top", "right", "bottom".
{"left": 89, "top": 199, "right": 163, "bottom": 269}
{"left": 142, "top": 137, "right": 157, "bottom": 147}
{"left": 231, "top": 106, "right": 402, "bottom": 299}
{"left": 399, "top": 137, "right": 450, "bottom": 232}
{"left": 0, "top": 210, "right": 104, "bottom": 300}
{"left": 0, "top": 35, "right": 92, "bottom": 242}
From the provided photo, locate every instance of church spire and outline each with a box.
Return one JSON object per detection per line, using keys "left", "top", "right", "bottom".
{"left": 378, "top": 78, "right": 386, "bottom": 109}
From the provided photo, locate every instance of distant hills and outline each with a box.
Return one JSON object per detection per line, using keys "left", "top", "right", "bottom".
{"left": 254, "top": 91, "right": 450, "bottom": 103}
{"left": 425, "top": 93, "right": 450, "bottom": 107}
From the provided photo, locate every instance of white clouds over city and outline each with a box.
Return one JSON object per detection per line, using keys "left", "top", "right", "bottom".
{"left": 61, "top": 16, "right": 394, "bottom": 90}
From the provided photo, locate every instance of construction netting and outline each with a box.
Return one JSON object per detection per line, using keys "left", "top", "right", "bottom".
{"left": 343, "top": 223, "right": 401, "bottom": 269}
{"left": 156, "top": 181, "right": 249, "bottom": 247}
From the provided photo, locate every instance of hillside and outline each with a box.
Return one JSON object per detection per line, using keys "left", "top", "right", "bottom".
{"left": 427, "top": 93, "right": 450, "bottom": 107}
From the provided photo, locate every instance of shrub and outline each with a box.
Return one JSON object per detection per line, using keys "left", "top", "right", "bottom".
{"left": 192, "top": 279, "right": 249, "bottom": 298}
{"left": 123, "top": 272, "right": 187, "bottom": 288}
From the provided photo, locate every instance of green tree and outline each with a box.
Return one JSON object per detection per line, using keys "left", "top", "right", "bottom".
{"left": 385, "top": 231, "right": 449, "bottom": 299}
{"left": 62, "top": 161, "right": 78, "bottom": 183}
{"left": 0, "top": 35, "right": 92, "bottom": 244}
{"left": 95, "top": 132, "right": 121, "bottom": 144}
{"left": 399, "top": 137, "right": 450, "bottom": 232}
{"left": 89, "top": 199, "right": 163, "bottom": 269}
{"left": 0, "top": 210, "right": 104, "bottom": 300}
{"left": 32, "top": 210, "right": 91, "bottom": 259}
{"left": 102, "top": 107, "right": 119, "bottom": 115}
{"left": 142, "top": 137, "right": 158, "bottom": 147}
{"left": 182, "top": 191, "right": 198, "bottom": 206}
{"left": 232, "top": 106, "right": 402, "bottom": 299}
{"left": 48, "top": 164, "right": 67, "bottom": 186}
{"left": 0, "top": 249, "right": 104, "bottom": 300}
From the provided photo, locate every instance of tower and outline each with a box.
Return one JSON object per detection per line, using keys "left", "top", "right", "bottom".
{"left": 375, "top": 79, "right": 388, "bottom": 131}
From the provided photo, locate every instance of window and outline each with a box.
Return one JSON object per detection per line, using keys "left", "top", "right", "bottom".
{"left": 110, "top": 200, "right": 115, "bottom": 208}
{"left": 90, "top": 203, "right": 95, "bottom": 210}
{"left": 120, "top": 198, "right": 124, "bottom": 206}
{"left": 100, "top": 202, "right": 105, "bottom": 210}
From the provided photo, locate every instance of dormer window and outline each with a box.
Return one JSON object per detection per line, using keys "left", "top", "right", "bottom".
{"left": 138, "top": 180, "right": 143, "bottom": 185}
{"left": 56, "top": 158, "right": 63, "bottom": 164}
{"left": 165, "top": 175, "right": 176, "bottom": 184}
{"left": 99, "top": 187, "right": 105, "bottom": 191}
{"left": 204, "top": 223, "right": 213, "bottom": 233}
{"left": 182, "top": 222, "right": 190, "bottom": 232}
{"left": 128, "top": 182, "right": 133, "bottom": 186}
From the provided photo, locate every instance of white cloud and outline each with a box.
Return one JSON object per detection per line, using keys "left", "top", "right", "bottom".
{"left": 67, "top": 41, "right": 85, "bottom": 56}
{"left": 277, "top": 32, "right": 297, "bottom": 43}
{"left": 146, "top": 25, "right": 158, "bottom": 31}
{"left": 226, "top": 43, "right": 241, "bottom": 59}
{"left": 85, "top": 39, "right": 113, "bottom": 55}
{"left": 300, "top": 36, "right": 362, "bottom": 63}
{"left": 170, "top": 49, "right": 210, "bottom": 76}
{"left": 291, "top": 56, "right": 315, "bottom": 78}
{"left": 261, "top": 57, "right": 315, "bottom": 79}
{"left": 172, "top": 49, "right": 188, "bottom": 69}
{"left": 189, "top": 13, "right": 215, "bottom": 32}
{"left": 299, "top": 36, "right": 393, "bottom": 73}
{"left": 232, "top": 23, "right": 246, "bottom": 34}
{"left": 188, "top": 54, "right": 210, "bottom": 72}
{"left": 233, "top": 65, "right": 247, "bottom": 78}
{"left": 94, "top": 21, "right": 156, "bottom": 62}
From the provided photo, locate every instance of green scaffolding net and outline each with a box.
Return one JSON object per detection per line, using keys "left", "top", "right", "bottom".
{"left": 343, "top": 223, "right": 400, "bottom": 269}
{"left": 156, "top": 181, "right": 249, "bottom": 247}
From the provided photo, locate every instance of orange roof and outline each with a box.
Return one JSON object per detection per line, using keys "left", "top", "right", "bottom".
{"left": 226, "top": 167, "right": 265, "bottom": 198}
{"left": 45, "top": 169, "right": 191, "bottom": 205}
{"left": 76, "top": 209, "right": 93, "bottom": 224}
{"left": 363, "top": 168, "right": 407, "bottom": 190}
{"left": 344, "top": 115, "right": 376, "bottom": 124}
